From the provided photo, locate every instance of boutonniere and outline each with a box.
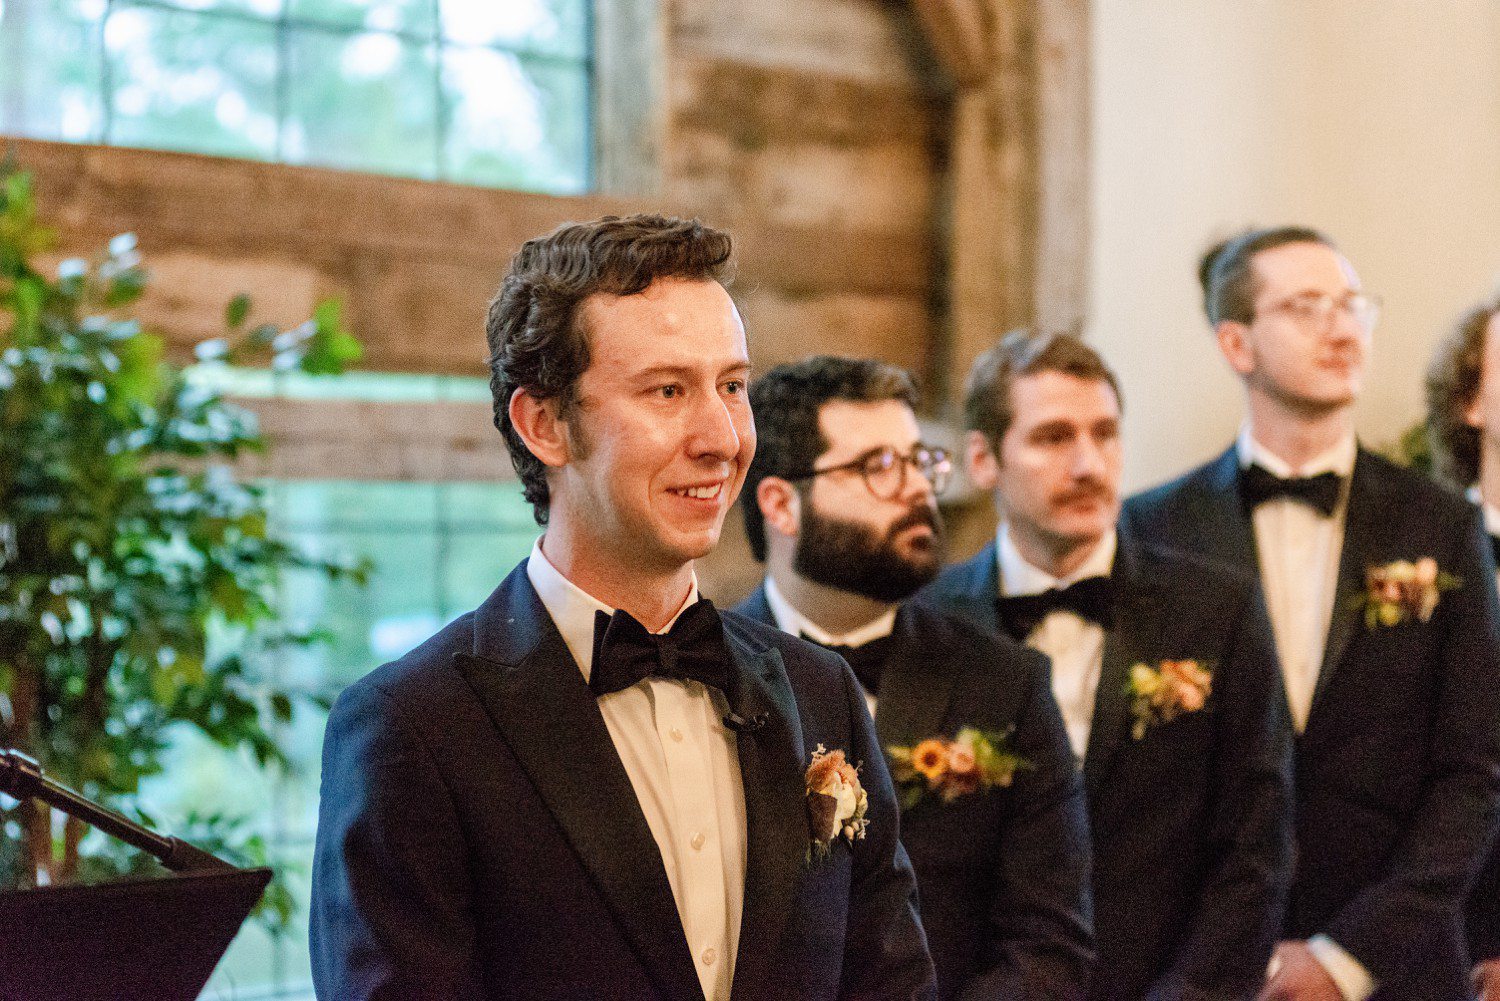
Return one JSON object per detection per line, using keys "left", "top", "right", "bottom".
{"left": 805, "top": 744, "right": 869, "bottom": 858}
{"left": 887, "top": 727, "right": 1028, "bottom": 810}
{"left": 1126, "top": 659, "right": 1212, "bottom": 739}
{"left": 1354, "top": 558, "right": 1459, "bottom": 628}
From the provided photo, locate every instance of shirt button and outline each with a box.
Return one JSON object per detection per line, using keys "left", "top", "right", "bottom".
{"left": 701, "top": 947, "right": 717, "bottom": 966}
{"left": 669, "top": 726, "right": 684, "bottom": 742}
{"left": 690, "top": 831, "right": 706, "bottom": 850}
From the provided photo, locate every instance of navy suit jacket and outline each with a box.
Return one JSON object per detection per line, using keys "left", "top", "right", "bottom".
{"left": 1126, "top": 446, "right": 1500, "bottom": 1001}
{"left": 920, "top": 529, "right": 1294, "bottom": 1001}
{"left": 310, "top": 561, "right": 936, "bottom": 1001}
{"left": 736, "top": 588, "right": 1095, "bottom": 1000}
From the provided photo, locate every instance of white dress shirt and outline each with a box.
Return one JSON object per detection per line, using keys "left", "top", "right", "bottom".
{"left": 1237, "top": 426, "right": 1355, "bottom": 735}
{"left": 996, "top": 525, "right": 1117, "bottom": 763}
{"left": 1236, "top": 431, "right": 1372, "bottom": 1001}
{"left": 763, "top": 576, "right": 894, "bottom": 717}
{"left": 526, "top": 540, "right": 746, "bottom": 1001}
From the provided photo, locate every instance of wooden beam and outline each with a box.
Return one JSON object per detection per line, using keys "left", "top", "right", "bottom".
{"left": 909, "top": 0, "right": 993, "bottom": 89}
{"left": 1032, "top": 0, "right": 1091, "bottom": 335}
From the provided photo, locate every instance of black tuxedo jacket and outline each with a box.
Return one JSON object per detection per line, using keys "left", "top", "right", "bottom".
{"left": 1126, "top": 445, "right": 1500, "bottom": 1000}
{"left": 920, "top": 530, "right": 1294, "bottom": 1001}
{"left": 309, "top": 561, "right": 936, "bottom": 1001}
{"left": 735, "top": 588, "right": 1095, "bottom": 1001}
{"left": 1471, "top": 532, "right": 1500, "bottom": 965}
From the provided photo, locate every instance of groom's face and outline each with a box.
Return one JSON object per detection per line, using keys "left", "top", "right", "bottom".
{"left": 558, "top": 277, "right": 755, "bottom": 577}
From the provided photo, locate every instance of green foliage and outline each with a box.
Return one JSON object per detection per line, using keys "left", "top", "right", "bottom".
{"left": 1378, "top": 421, "right": 1435, "bottom": 474}
{"left": 0, "top": 165, "right": 367, "bottom": 932}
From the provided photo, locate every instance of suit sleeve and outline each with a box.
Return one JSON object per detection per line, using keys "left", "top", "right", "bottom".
{"left": 834, "top": 662, "right": 939, "bottom": 1001}
{"left": 958, "top": 648, "right": 1095, "bottom": 1001}
{"left": 1151, "top": 584, "right": 1295, "bottom": 1000}
{"left": 1328, "top": 507, "right": 1500, "bottom": 982}
{"left": 309, "top": 679, "right": 486, "bottom": 1001}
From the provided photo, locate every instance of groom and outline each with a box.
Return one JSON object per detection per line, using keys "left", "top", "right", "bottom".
{"left": 309, "top": 214, "right": 935, "bottom": 1000}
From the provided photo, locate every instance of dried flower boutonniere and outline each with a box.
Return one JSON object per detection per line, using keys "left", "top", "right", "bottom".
{"left": 1127, "top": 659, "right": 1212, "bottom": 740}
{"left": 1355, "top": 557, "right": 1459, "bottom": 628}
{"left": 887, "top": 727, "right": 1029, "bottom": 810}
{"left": 805, "top": 744, "right": 869, "bottom": 858}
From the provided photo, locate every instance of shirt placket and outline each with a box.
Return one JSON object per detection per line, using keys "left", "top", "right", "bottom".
{"left": 653, "top": 682, "right": 731, "bottom": 1000}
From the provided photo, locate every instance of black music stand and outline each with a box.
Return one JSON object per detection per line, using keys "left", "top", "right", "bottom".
{"left": 0, "top": 749, "right": 272, "bottom": 1001}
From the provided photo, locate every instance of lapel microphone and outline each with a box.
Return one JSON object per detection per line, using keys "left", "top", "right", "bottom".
{"left": 722, "top": 710, "right": 768, "bottom": 734}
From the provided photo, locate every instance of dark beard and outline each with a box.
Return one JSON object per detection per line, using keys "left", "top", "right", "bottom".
{"left": 792, "top": 504, "right": 943, "bottom": 602}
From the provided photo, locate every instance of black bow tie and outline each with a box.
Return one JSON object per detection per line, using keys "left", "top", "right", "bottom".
{"left": 802, "top": 632, "right": 899, "bottom": 696}
{"left": 998, "top": 576, "right": 1115, "bottom": 641}
{"left": 1240, "top": 464, "right": 1343, "bottom": 516}
{"left": 589, "top": 600, "right": 729, "bottom": 697}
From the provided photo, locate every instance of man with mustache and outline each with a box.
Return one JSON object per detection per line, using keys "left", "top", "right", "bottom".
{"left": 734, "top": 356, "right": 1095, "bottom": 999}
{"left": 1126, "top": 227, "right": 1500, "bottom": 1001}
{"left": 922, "top": 332, "right": 1294, "bottom": 1000}
{"left": 310, "top": 217, "right": 936, "bottom": 1000}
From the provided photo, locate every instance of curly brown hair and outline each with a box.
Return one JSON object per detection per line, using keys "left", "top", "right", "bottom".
{"left": 485, "top": 214, "right": 734, "bottom": 524}
{"left": 1426, "top": 294, "right": 1500, "bottom": 487}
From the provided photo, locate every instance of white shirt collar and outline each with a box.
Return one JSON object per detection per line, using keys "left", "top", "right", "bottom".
{"left": 1466, "top": 486, "right": 1500, "bottom": 537}
{"left": 524, "top": 538, "right": 699, "bottom": 682}
{"left": 996, "top": 524, "right": 1118, "bottom": 597}
{"left": 1235, "top": 423, "right": 1357, "bottom": 478}
{"left": 762, "top": 576, "right": 898, "bottom": 647}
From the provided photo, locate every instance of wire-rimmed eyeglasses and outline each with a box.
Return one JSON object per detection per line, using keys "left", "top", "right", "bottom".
{"left": 788, "top": 444, "right": 953, "bottom": 499}
{"left": 1259, "top": 290, "right": 1382, "bottom": 331}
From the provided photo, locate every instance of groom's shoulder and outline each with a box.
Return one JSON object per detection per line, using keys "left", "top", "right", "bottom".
{"left": 339, "top": 610, "right": 479, "bottom": 714}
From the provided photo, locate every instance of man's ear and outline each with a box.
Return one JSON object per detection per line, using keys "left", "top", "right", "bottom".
{"left": 1216, "top": 320, "right": 1255, "bottom": 377}
{"left": 756, "top": 476, "right": 801, "bottom": 539}
{"left": 508, "top": 388, "right": 570, "bottom": 468}
{"left": 965, "top": 430, "right": 1000, "bottom": 490}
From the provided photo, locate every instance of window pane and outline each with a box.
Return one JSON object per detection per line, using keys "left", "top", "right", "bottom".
{"left": 105, "top": 4, "right": 279, "bottom": 160}
{"left": 286, "top": 0, "right": 434, "bottom": 36}
{"left": 283, "top": 26, "right": 439, "bottom": 178}
{"left": 146, "top": 0, "right": 284, "bottom": 17}
{"left": 439, "top": 0, "right": 586, "bottom": 59}
{"left": 443, "top": 47, "right": 588, "bottom": 193}
{"left": 0, "top": 0, "right": 104, "bottom": 141}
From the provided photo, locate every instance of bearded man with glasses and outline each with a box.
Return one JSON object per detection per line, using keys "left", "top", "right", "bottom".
{"left": 735, "top": 355, "right": 1095, "bottom": 1000}
{"left": 1127, "top": 227, "right": 1500, "bottom": 1001}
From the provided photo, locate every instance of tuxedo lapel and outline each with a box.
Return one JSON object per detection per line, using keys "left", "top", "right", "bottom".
{"left": 1197, "top": 447, "right": 1260, "bottom": 570}
{"left": 935, "top": 542, "right": 1004, "bottom": 635}
{"left": 873, "top": 605, "right": 959, "bottom": 750}
{"left": 1083, "top": 537, "right": 1154, "bottom": 800}
{"left": 455, "top": 566, "right": 704, "bottom": 1001}
{"left": 1311, "top": 450, "right": 1384, "bottom": 714}
{"left": 722, "top": 623, "right": 811, "bottom": 999}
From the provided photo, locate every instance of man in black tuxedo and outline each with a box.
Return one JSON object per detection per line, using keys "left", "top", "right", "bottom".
{"left": 923, "top": 332, "right": 1294, "bottom": 1001}
{"left": 309, "top": 215, "right": 936, "bottom": 1001}
{"left": 732, "top": 356, "right": 1094, "bottom": 1000}
{"left": 1425, "top": 290, "right": 1500, "bottom": 1001}
{"left": 1126, "top": 227, "right": 1500, "bottom": 1001}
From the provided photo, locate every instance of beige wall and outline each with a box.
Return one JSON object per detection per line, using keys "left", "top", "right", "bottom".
{"left": 1090, "top": 0, "right": 1500, "bottom": 492}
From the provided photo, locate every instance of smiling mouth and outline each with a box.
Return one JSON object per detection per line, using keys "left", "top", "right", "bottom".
{"left": 671, "top": 483, "right": 723, "bottom": 501}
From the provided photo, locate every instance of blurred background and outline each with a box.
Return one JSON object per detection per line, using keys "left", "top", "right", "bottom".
{"left": 1, "top": 1, "right": 1497, "bottom": 997}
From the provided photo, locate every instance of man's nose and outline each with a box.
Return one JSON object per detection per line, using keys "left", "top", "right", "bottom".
{"left": 689, "top": 391, "right": 741, "bottom": 459}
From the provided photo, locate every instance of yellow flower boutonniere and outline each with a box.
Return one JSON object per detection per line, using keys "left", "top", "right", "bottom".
{"left": 887, "top": 727, "right": 1030, "bottom": 811}
{"left": 1354, "top": 558, "right": 1459, "bottom": 628}
{"left": 1126, "top": 659, "right": 1212, "bottom": 740}
{"left": 805, "top": 744, "right": 869, "bottom": 858}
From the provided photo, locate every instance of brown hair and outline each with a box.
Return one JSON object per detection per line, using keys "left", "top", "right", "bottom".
{"left": 1426, "top": 294, "right": 1500, "bottom": 487}
{"left": 741, "top": 356, "right": 920, "bottom": 562}
{"left": 962, "top": 330, "right": 1122, "bottom": 449}
{"left": 1198, "top": 226, "right": 1337, "bottom": 326}
{"left": 486, "top": 214, "right": 733, "bottom": 523}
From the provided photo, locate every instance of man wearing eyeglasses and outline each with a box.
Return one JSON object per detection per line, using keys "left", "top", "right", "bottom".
{"left": 1126, "top": 227, "right": 1500, "bottom": 1001}
{"left": 921, "top": 331, "right": 1294, "bottom": 1001}
{"left": 733, "top": 355, "right": 1095, "bottom": 1000}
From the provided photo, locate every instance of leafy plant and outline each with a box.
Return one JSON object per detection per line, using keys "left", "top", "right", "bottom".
{"left": 0, "top": 164, "right": 366, "bottom": 929}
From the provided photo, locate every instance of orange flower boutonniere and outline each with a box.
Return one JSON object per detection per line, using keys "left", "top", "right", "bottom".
{"left": 1356, "top": 558, "right": 1458, "bottom": 628}
{"left": 887, "top": 727, "right": 1029, "bottom": 810}
{"left": 805, "top": 744, "right": 869, "bottom": 857}
{"left": 1126, "top": 659, "right": 1212, "bottom": 740}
